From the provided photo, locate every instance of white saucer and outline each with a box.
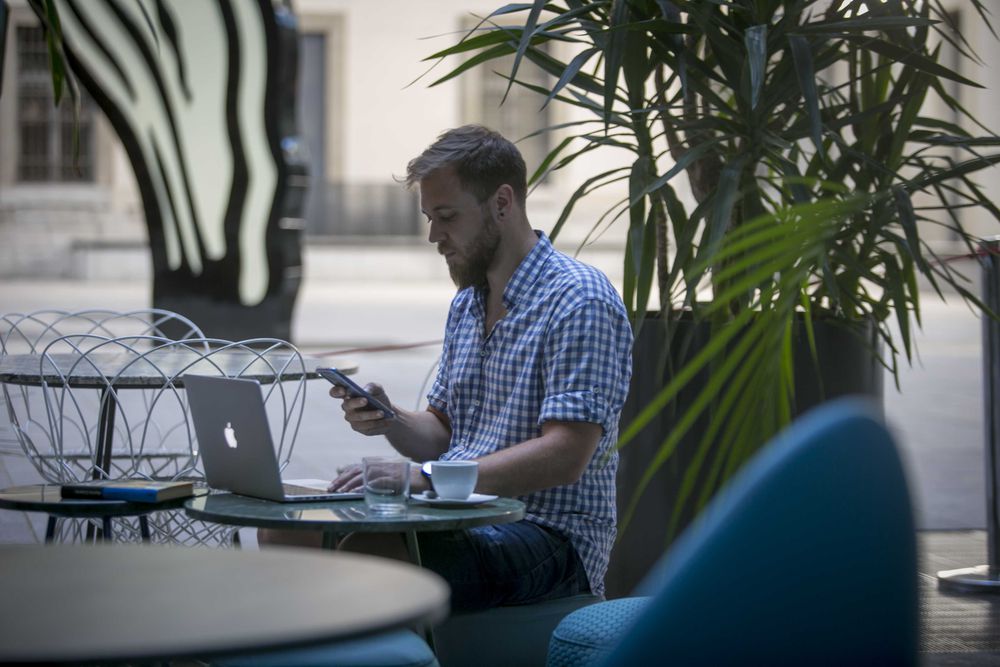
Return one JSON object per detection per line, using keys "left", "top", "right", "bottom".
{"left": 410, "top": 492, "right": 499, "bottom": 507}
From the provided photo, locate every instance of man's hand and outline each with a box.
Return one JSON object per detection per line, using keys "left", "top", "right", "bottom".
{"left": 327, "top": 462, "right": 431, "bottom": 494}
{"left": 328, "top": 464, "right": 363, "bottom": 492}
{"left": 330, "top": 382, "right": 395, "bottom": 436}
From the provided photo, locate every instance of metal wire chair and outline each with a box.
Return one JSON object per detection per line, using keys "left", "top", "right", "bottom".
{"left": 0, "top": 309, "right": 208, "bottom": 543}
{"left": 1, "top": 309, "right": 205, "bottom": 470}
{"left": 36, "top": 334, "right": 306, "bottom": 479}
{"left": 33, "top": 334, "right": 308, "bottom": 546}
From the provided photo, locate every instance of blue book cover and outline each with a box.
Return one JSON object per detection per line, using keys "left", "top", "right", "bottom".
{"left": 60, "top": 480, "right": 194, "bottom": 503}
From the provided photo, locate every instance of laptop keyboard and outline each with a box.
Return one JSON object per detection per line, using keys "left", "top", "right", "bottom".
{"left": 282, "top": 483, "right": 331, "bottom": 496}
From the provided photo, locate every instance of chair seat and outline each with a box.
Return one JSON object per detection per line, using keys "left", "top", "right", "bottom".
{"left": 434, "top": 593, "right": 602, "bottom": 667}
{"left": 214, "top": 629, "right": 439, "bottom": 667}
{"left": 547, "top": 597, "right": 651, "bottom": 667}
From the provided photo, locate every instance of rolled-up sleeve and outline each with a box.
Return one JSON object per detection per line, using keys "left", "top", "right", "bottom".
{"left": 539, "top": 298, "right": 632, "bottom": 431}
{"left": 427, "top": 350, "right": 450, "bottom": 413}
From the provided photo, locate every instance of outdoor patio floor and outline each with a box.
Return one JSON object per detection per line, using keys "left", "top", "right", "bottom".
{"left": 922, "top": 531, "right": 1000, "bottom": 665}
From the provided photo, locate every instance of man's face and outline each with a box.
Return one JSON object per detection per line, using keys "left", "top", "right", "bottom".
{"left": 420, "top": 167, "right": 501, "bottom": 289}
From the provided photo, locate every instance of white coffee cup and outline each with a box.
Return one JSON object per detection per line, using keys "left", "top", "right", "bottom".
{"left": 431, "top": 460, "right": 479, "bottom": 500}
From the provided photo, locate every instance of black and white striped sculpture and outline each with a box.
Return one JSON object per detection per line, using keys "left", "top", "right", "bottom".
{"left": 29, "top": 0, "right": 307, "bottom": 340}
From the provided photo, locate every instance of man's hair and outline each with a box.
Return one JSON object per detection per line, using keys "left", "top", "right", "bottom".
{"left": 405, "top": 125, "right": 528, "bottom": 207}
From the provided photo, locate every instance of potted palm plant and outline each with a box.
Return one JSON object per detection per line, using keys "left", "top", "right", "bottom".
{"left": 428, "top": 0, "right": 1000, "bottom": 595}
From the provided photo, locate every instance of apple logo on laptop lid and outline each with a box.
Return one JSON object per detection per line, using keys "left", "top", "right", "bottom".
{"left": 224, "top": 422, "right": 239, "bottom": 449}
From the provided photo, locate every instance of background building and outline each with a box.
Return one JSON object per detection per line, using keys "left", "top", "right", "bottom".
{"left": 1, "top": 0, "right": 998, "bottom": 295}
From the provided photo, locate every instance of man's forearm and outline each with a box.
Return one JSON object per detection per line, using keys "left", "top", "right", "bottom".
{"left": 384, "top": 408, "right": 451, "bottom": 462}
{"left": 472, "top": 421, "right": 602, "bottom": 498}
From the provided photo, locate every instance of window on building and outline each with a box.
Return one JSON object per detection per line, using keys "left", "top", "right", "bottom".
{"left": 297, "top": 30, "right": 421, "bottom": 238}
{"left": 461, "top": 21, "right": 554, "bottom": 181}
{"left": 16, "top": 24, "right": 96, "bottom": 182}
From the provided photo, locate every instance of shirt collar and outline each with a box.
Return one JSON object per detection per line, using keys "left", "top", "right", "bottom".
{"left": 500, "top": 231, "right": 552, "bottom": 310}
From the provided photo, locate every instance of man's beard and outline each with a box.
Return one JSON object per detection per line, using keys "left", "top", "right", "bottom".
{"left": 444, "top": 211, "right": 501, "bottom": 290}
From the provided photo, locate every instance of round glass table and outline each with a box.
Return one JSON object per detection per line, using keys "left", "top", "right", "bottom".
{"left": 0, "top": 483, "right": 209, "bottom": 542}
{"left": 0, "top": 543, "right": 448, "bottom": 664}
{"left": 185, "top": 493, "right": 526, "bottom": 557}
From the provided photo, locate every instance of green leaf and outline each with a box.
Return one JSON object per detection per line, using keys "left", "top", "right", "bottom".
{"left": 745, "top": 25, "right": 767, "bottom": 111}
{"left": 625, "top": 156, "right": 651, "bottom": 317}
{"left": 908, "top": 154, "right": 1000, "bottom": 192}
{"left": 886, "top": 76, "right": 929, "bottom": 171}
{"left": 603, "top": 0, "right": 630, "bottom": 124}
{"left": 698, "top": 157, "right": 745, "bottom": 268}
{"left": 523, "top": 45, "right": 607, "bottom": 97}
{"left": 622, "top": 21, "right": 649, "bottom": 112}
{"left": 799, "top": 291, "right": 821, "bottom": 399}
{"left": 629, "top": 138, "right": 723, "bottom": 206}
{"left": 892, "top": 185, "right": 927, "bottom": 274}
{"left": 788, "top": 34, "right": 824, "bottom": 159}
{"left": 423, "top": 26, "right": 520, "bottom": 61}
{"left": 795, "top": 16, "right": 936, "bottom": 34}
{"left": 548, "top": 166, "right": 631, "bottom": 241}
{"left": 844, "top": 35, "right": 984, "bottom": 89}
{"left": 542, "top": 47, "right": 599, "bottom": 109}
{"left": 528, "top": 134, "right": 576, "bottom": 185}
{"left": 503, "top": 0, "right": 546, "bottom": 104}
{"left": 634, "top": 203, "right": 658, "bottom": 327}
{"left": 429, "top": 43, "right": 516, "bottom": 87}
{"left": 884, "top": 257, "right": 913, "bottom": 362}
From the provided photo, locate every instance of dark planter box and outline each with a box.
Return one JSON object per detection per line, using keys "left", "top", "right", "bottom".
{"left": 605, "top": 314, "right": 884, "bottom": 598}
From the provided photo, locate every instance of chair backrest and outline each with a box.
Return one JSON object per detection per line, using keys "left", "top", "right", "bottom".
{"left": 603, "top": 398, "right": 918, "bottom": 666}
{"left": 0, "top": 309, "right": 204, "bottom": 354}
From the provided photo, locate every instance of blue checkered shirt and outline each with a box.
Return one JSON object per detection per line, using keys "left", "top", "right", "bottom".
{"left": 427, "top": 232, "right": 633, "bottom": 596}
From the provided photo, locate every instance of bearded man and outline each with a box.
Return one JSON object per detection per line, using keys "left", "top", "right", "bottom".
{"left": 327, "top": 125, "right": 633, "bottom": 610}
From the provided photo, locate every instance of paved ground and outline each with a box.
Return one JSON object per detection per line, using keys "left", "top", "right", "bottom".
{"left": 0, "top": 261, "right": 990, "bottom": 544}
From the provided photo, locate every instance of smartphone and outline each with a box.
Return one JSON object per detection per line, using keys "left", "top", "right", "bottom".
{"left": 316, "top": 367, "right": 396, "bottom": 419}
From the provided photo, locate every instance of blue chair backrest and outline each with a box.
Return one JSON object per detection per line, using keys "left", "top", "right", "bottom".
{"left": 604, "top": 398, "right": 918, "bottom": 666}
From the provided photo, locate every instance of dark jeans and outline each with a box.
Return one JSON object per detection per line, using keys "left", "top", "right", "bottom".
{"left": 417, "top": 520, "right": 590, "bottom": 612}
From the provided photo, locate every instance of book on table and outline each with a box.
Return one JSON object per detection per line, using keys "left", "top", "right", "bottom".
{"left": 60, "top": 479, "right": 195, "bottom": 503}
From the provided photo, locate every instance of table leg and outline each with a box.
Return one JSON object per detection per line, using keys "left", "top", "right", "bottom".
{"left": 86, "top": 389, "right": 118, "bottom": 544}
{"left": 93, "top": 387, "right": 117, "bottom": 480}
{"left": 405, "top": 530, "right": 422, "bottom": 567}
{"left": 404, "top": 531, "right": 437, "bottom": 653}
{"left": 321, "top": 531, "right": 338, "bottom": 550}
{"left": 45, "top": 516, "right": 56, "bottom": 543}
{"left": 139, "top": 515, "right": 151, "bottom": 542}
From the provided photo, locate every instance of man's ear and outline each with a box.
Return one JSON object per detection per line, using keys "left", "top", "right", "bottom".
{"left": 493, "top": 184, "right": 515, "bottom": 220}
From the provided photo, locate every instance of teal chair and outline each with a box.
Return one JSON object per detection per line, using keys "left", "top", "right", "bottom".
{"left": 214, "top": 630, "right": 438, "bottom": 667}
{"left": 433, "top": 593, "right": 601, "bottom": 666}
{"left": 548, "top": 398, "right": 919, "bottom": 666}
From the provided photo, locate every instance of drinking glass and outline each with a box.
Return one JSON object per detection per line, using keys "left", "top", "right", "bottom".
{"left": 363, "top": 456, "right": 410, "bottom": 516}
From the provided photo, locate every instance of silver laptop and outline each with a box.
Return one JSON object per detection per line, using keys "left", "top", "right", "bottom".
{"left": 184, "top": 374, "right": 361, "bottom": 502}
